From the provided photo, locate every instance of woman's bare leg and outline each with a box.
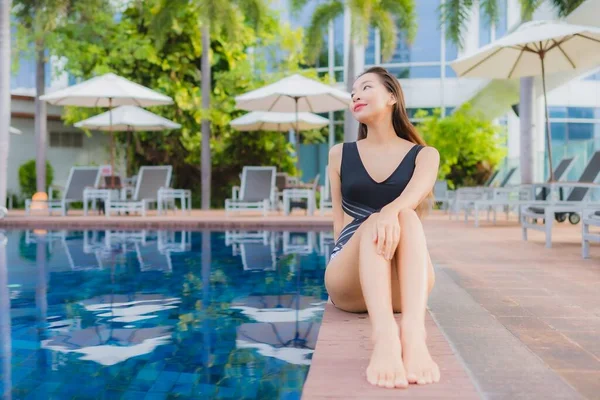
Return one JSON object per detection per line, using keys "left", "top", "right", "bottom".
{"left": 325, "top": 215, "right": 407, "bottom": 389}
{"left": 395, "top": 208, "right": 440, "bottom": 385}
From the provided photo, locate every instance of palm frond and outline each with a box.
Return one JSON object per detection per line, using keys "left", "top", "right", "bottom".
{"left": 370, "top": 8, "right": 396, "bottom": 62}
{"left": 380, "top": 0, "right": 417, "bottom": 43}
{"left": 479, "top": 0, "right": 498, "bottom": 28}
{"left": 148, "top": 0, "right": 189, "bottom": 49}
{"left": 439, "top": 0, "right": 473, "bottom": 49}
{"left": 236, "top": 0, "right": 270, "bottom": 30}
{"left": 519, "top": 0, "right": 543, "bottom": 21}
{"left": 549, "top": 0, "right": 585, "bottom": 17}
{"left": 303, "top": 1, "right": 343, "bottom": 65}
{"left": 290, "top": 0, "right": 311, "bottom": 14}
{"left": 349, "top": 0, "right": 374, "bottom": 45}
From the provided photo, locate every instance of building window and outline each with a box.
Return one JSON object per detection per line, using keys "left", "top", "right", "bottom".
{"left": 584, "top": 70, "right": 600, "bottom": 81}
{"left": 50, "top": 132, "right": 84, "bottom": 148}
{"left": 479, "top": 5, "right": 492, "bottom": 47}
{"left": 392, "top": 0, "right": 442, "bottom": 63}
{"left": 388, "top": 65, "right": 441, "bottom": 79}
{"left": 495, "top": 0, "right": 508, "bottom": 39}
{"left": 365, "top": 28, "right": 376, "bottom": 65}
{"left": 479, "top": 0, "right": 507, "bottom": 47}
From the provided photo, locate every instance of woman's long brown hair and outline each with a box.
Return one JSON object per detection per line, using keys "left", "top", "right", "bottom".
{"left": 356, "top": 66, "right": 433, "bottom": 217}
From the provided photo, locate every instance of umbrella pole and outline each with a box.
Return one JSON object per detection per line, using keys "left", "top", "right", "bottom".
{"left": 540, "top": 54, "right": 555, "bottom": 182}
{"left": 294, "top": 97, "right": 301, "bottom": 177}
{"left": 109, "top": 98, "right": 115, "bottom": 188}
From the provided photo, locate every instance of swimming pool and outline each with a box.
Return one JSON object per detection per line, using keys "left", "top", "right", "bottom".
{"left": 0, "top": 229, "right": 333, "bottom": 399}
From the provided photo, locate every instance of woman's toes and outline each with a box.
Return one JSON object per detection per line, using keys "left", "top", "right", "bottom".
{"left": 377, "top": 374, "right": 387, "bottom": 388}
{"left": 394, "top": 370, "right": 408, "bottom": 388}
{"left": 406, "top": 372, "right": 418, "bottom": 384}
{"left": 424, "top": 370, "right": 433, "bottom": 384}
{"left": 366, "top": 368, "right": 378, "bottom": 385}
{"left": 385, "top": 373, "right": 395, "bottom": 389}
{"left": 433, "top": 365, "right": 441, "bottom": 383}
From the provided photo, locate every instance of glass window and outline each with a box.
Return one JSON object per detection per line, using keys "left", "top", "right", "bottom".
{"left": 495, "top": 0, "right": 508, "bottom": 39}
{"left": 407, "top": 108, "right": 435, "bottom": 118}
{"left": 445, "top": 38, "right": 458, "bottom": 62}
{"left": 334, "top": 15, "right": 344, "bottom": 67}
{"left": 389, "top": 66, "right": 441, "bottom": 79}
{"left": 549, "top": 122, "right": 566, "bottom": 141}
{"left": 568, "top": 123, "right": 594, "bottom": 140}
{"left": 392, "top": 0, "right": 441, "bottom": 63}
{"left": 445, "top": 65, "right": 457, "bottom": 77}
{"left": 334, "top": 70, "right": 344, "bottom": 83}
{"left": 365, "top": 28, "right": 376, "bottom": 65}
{"left": 479, "top": 5, "right": 491, "bottom": 47}
{"left": 584, "top": 70, "right": 600, "bottom": 81}
{"left": 568, "top": 107, "right": 594, "bottom": 119}
{"left": 549, "top": 106, "right": 567, "bottom": 118}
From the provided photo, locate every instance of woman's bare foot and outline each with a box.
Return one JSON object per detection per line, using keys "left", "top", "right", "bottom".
{"left": 366, "top": 327, "right": 408, "bottom": 389}
{"left": 400, "top": 321, "right": 441, "bottom": 385}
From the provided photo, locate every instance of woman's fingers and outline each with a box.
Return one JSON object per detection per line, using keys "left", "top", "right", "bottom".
{"left": 385, "top": 225, "right": 394, "bottom": 260}
{"left": 377, "top": 224, "right": 386, "bottom": 255}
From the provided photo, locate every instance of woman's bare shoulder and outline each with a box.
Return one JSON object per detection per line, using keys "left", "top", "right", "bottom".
{"left": 328, "top": 143, "right": 345, "bottom": 174}
{"left": 417, "top": 145, "right": 440, "bottom": 164}
{"left": 329, "top": 142, "right": 344, "bottom": 158}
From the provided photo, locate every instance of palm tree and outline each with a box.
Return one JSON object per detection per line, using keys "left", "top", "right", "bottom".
{"left": 441, "top": 0, "right": 586, "bottom": 184}
{"left": 13, "top": 0, "right": 110, "bottom": 194}
{"left": 152, "top": 0, "right": 269, "bottom": 209}
{"left": 0, "top": 0, "right": 11, "bottom": 210}
{"left": 293, "top": 0, "right": 417, "bottom": 142}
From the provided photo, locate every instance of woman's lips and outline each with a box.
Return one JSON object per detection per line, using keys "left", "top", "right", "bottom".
{"left": 354, "top": 104, "right": 366, "bottom": 112}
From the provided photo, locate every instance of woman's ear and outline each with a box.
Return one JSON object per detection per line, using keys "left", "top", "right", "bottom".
{"left": 388, "top": 93, "right": 397, "bottom": 106}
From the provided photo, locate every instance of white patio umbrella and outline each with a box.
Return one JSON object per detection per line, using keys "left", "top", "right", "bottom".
{"left": 9, "top": 126, "right": 21, "bottom": 135}
{"left": 451, "top": 20, "right": 600, "bottom": 181}
{"left": 235, "top": 74, "right": 350, "bottom": 167}
{"left": 40, "top": 73, "right": 174, "bottom": 183}
{"left": 230, "top": 111, "right": 328, "bottom": 131}
{"left": 231, "top": 111, "right": 329, "bottom": 160}
{"left": 74, "top": 105, "right": 180, "bottom": 176}
{"left": 74, "top": 105, "right": 181, "bottom": 131}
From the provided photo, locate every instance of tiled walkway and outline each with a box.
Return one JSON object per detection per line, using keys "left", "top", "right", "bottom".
{"left": 0, "top": 209, "right": 332, "bottom": 230}
{"left": 304, "top": 212, "right": 599, "bottom": 399}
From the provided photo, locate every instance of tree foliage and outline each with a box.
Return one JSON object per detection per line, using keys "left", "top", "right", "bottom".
{"left": 18, "top": 159, "right": 53, "bottom": 198}
{"left": 416, "top": 105, "right": 507, "bottom": 188}
{"left": 50, "top": 0, "right": 325, "bottom": 207}
{"left": 441, "top": 0, "right": 587, "bottom": 49}
{"left": 293, "top": 0, "right": 417, "bottom": 65}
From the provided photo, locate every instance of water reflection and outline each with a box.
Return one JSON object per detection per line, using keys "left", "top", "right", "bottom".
{"left": 225, "top": 230, "right": 326, "bottom": 366}
{"left": 3, "top": 228, "right": 328, "bottom": 399}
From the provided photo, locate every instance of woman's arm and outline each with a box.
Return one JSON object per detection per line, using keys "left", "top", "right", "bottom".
{"left": 328, "top": 144, "right": 344, "bottom": 242}
{"left": 384, "top": 146, "right": 440, "bottom": 215}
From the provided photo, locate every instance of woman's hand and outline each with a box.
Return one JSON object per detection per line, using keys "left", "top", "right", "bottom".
{"left": 372, "top": 206, "right": 400, "bottom": 260}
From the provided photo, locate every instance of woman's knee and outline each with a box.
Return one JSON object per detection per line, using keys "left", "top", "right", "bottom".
{"left": 398, "top": 208, "right": 420, "bottom": 226}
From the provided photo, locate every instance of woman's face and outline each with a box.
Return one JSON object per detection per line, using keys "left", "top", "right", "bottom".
{"left": 350, "top": 73, "right": 395, "bottom": 124}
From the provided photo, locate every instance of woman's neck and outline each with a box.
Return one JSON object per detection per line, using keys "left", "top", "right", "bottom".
{"left": 364, "top": 115, "right": 397, "bottom": 145}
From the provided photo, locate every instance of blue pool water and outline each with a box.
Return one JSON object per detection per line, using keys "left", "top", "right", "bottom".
{"left": 0, "top": 229, "right": 334, "bottom": 399}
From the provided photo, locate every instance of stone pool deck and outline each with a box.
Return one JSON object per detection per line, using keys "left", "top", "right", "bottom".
{"left": 304, "top": 213, "right": 599, "bottom": 400}
{"left": 2, "top": 209, "right": 599, "bottom": 399}
{"left": 0, "top": 209, "right": 332, "bottom": 230}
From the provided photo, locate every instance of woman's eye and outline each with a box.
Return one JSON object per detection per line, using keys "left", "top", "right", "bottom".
{"left": 363, "top": 85, "right": 371, "bottom": 90}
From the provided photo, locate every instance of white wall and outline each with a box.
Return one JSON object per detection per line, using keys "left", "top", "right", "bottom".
{"left": 8, "top": 108, "right": 113, "bottom": 198}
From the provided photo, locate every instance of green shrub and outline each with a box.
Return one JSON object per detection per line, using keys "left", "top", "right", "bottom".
{"left": 18, "top": 160, "right": 54, "bottom": 198}
{"left": 416, "top": 104, "right": 507, "bottom": 189}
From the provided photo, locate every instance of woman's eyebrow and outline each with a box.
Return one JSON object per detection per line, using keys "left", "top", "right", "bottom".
{"left": 352, "top": 80, "right": 374, "bottom": 91}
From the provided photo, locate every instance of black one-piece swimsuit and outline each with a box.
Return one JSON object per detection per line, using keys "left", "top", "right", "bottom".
{"left": 329, "top": 141, "right": 424, "bottom": 261}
